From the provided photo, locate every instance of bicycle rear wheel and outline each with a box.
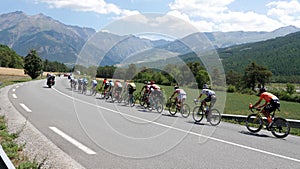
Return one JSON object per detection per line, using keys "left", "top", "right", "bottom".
{"left": 246, "top": 114, "right": 263, "bottom": 133}
{"left": 270, "top": 117, "right": 290, "bottom": 138}
{"left": 209, "top": 109, "right": 221, "bottom": 126}
{"left": 192, "top": 106, "right": 204, "bottom": 122}
{"left": 180, "top": 104, "right": 190, "bottom": 118}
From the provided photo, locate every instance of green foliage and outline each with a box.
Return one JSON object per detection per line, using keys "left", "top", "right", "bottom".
{"left": 43, "top": 59, "right": 69, "bottom": 72}
{"left": 24, "top": 49, "right": 43, "bottom": 79}
{"left": 219, "top": 31, "right": 300, "bottom": 82}
{"left": 0, "top": 44, "right": 23, "bottom": 68}
{"left": 226, "top": 70, "right": 242, "bottom": 88}
{"left": 242, "top": 62, "right": 272, "bottom": 90}
{"left": 96, "top": 65, "right": 116, "bottom": 78}
{"left": 286, "top": 83, "right": 295, "bottom": 95}
{"left": 227, "top": 85, "right": 237, "bottom": 93}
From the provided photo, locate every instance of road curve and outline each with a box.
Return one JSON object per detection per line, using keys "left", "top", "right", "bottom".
{"left": 2, "top": 77, "right": 300, "bottom": 169}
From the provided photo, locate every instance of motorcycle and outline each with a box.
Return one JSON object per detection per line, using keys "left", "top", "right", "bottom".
{"left": 47, "top": 75, "right": 55, "bottom": 88}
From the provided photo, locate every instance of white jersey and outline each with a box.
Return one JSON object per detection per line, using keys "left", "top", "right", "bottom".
{"left": 175, "top": 89, "right": 186, "bottom": 95}
{"left": 201, "top": 89, "right": 215, "bottom": 96}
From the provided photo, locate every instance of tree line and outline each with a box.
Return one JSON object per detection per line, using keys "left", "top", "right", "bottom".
{"left": 0, "top": 44, "right": 70, "bottom": 78}
{"left": 3, "top": 45, "right": 299, "bottom": 103}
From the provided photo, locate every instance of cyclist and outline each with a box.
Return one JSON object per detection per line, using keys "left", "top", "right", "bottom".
{"left": 252, "top": 88, "right": 280, "bottom": 129}
{"left": 170, "top": 85, "right": 186, "bottom": 109}
{"left": 113, "top": 80, "right": 123, "bottom": 99}
{"left": 91, "top": 78, "right": 98, "bottom": 96}
{"left": 140, "top": 81, "right": 150, "bottom": 103}
{"left": 196, "top": 84, "right": 216, "bottom": 121}
{"left": 100, "top": 78, "right": 110, "bottom": 96}
{"left": 127, "top": 81, "right": 136, "bottom": 105}
{"left": 140, "top": 81, "right": 150, "bottom": 95}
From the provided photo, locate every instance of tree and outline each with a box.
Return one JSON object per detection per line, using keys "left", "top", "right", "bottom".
{"left": 196, "top": 70, "right": 210, "bottom": 89}
{"left": 242, "top": 62, "right": 272, "bottom": 90}
{"left": 24, "top": 49, "right": 43, "bottom": 79}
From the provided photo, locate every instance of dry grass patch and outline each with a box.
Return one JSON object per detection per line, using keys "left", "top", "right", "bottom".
{"left": 0, "top": 67, "right": 28, "bottom": 77}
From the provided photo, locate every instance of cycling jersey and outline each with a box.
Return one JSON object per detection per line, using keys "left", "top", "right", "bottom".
{"left": 201, "top": 89, "right": 215, "bottom": 96}
{"left": 175, "top": 89, "right": 187, "bottom": 100}
{"left": 92, "top": 79, "right": 97, "bottom": 87}
{"left": 259, "top": 92, "right": 279, "bottom": 102}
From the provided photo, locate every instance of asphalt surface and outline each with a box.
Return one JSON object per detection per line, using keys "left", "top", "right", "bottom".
{"left": 2, "top": 77, "right": 300, "bottom": 169}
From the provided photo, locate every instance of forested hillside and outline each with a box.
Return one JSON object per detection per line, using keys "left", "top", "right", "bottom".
{"left": 218, "top": 31, "right": 300, "bottom": 82}
{"left": 0, "top": 44, "right": 23, "bottom": 68}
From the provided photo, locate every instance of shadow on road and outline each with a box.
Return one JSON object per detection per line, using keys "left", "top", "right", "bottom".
{"left": 239, "top": 130, "right": 271, "bottom": 138}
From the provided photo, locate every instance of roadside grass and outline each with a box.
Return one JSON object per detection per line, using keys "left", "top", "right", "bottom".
{"left": 0, "top": 74, "right": 45, "bottom": 168}
{"left": 0, "top": 116, "right": 45, "bottom": 168}
{"left": 0, "top": 75, "right": 31, "bottom": 87}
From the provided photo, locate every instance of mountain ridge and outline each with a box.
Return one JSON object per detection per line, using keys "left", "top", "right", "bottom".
{"left": 0, "top": 11, "right": 300, "bottom": 66}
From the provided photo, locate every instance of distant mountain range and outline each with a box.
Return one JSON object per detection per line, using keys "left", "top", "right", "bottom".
{"left": 1, "top": 11, "right": 300, "bottom": 66}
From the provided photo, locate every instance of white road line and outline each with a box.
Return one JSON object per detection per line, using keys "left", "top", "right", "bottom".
{"left": 49, "top": 127, "right": 96, "bottom": 155}
{"left": 12, "top": 94, "right": 17, "bottom": 99}
{"left": 12, "top": 89, "right": 16, "bottom": 92}
{"left": 19, "top": 103, "right": 32, "bottom": 112}
{"left": 53, "top": 87, "right": 300, "bottom": 163}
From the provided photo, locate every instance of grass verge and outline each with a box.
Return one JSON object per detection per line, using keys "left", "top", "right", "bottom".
{"left": 0, "top": 75, "right": 46, "bottom": 168}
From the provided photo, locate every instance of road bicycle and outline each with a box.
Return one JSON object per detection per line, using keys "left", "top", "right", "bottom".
{"left": 123, "top": 93, "right": 136, "bottom": 107}
{"left": 192, "top": 99, "right": 221, "bottom": 126}
{"left": 246, "top": 104, "right": 290, "bottom": 138}
{"left": 139, "top": 92, "right": 148, "bottom": 107}
{"left": 146, "top": 95, "right": 164, "bottom": 113}
{"left": 166, "top": 98, "right": 190, "bottom": 118}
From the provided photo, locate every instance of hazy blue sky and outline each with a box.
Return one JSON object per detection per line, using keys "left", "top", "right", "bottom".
{"left": 1, "top": 0, "right": 300, "bottom": 32}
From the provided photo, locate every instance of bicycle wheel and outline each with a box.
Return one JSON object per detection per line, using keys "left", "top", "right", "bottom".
{"left": 192, "top": 106, "right": 204, "bottom": 122}
{"left": 246, "top": 114, "right": 263, "bottom": 133}
{"left": 168, "top": 103, "right": 177, "bottom": 116}
{"left": 270, "top": 117, "right": 290, "bottom": 138}
{"left": 139, "top": 95, "right": 146, "bottom": 106}
{"left": 180, "top": 104, "right": 190, "bottom": 118}
{"left": 209, "top": 109, "right": 221, "bottom": 126}
{"left": 155, "top": 102, "right": 164, "bottom": 113}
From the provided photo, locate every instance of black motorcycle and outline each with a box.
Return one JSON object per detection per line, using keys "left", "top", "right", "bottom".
{"left": 47, "top": 75, "right": 55, "bottom": 88}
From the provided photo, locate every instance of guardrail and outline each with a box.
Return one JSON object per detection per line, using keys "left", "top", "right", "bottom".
{"left": 0, "top": 145, "right": 15, "bottom": 169}
{"left": 222, "top": 114, "right": 300, "bottom": 128}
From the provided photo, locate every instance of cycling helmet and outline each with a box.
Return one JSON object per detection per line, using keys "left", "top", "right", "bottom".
{"left": 259, "top": 88, "right": 266, "bottom": 94}
{"left": 174, "top": 85, "right": 179, "bottom": 90}
{"left": 203, "top": 84, "right": 209, "bottom": 89}
{"left": 144, "top": 81, "right": 148, "bottom": 84}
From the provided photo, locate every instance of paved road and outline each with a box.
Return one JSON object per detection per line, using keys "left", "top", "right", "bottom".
{"left": 7, "top": 77, "right": 300, "bottom": 169}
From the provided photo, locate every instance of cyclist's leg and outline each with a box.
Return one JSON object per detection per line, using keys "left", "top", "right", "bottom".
{"left": 209, "top": 95, "right": 217, "bottom": 111}
{"left": 263, "top": 105, "right": 272, "bottom": 123}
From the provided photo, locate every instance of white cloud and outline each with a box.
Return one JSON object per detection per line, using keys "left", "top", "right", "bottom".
{"left": 168, "top": 0, "right": 298, "bottom": 32}
{"left": 267, "top": 0, "right": 300, "bottom": 27}
{"left": 35, "top": 0, "right": 138, "bottom": 17}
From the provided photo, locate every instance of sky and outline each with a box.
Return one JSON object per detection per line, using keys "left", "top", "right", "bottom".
{"left": 1, "top": 0, "right": 300, "bottom": 33}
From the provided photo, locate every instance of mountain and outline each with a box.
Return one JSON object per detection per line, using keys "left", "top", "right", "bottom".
{"left": 158, "top": 26, "right": 300, "bottom": 54}
{"left": 0, "top": 11, "right": 95, "bottom": 65}
{"left": 218, "top": 31, "right": 300, "bottom": 77}
{"left": 0, "top": 11, "right": 300, "bottom": 67}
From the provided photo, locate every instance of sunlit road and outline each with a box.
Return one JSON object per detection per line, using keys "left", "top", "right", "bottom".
{"left": 7, "top": 77, "right": 300, "bottom": 169}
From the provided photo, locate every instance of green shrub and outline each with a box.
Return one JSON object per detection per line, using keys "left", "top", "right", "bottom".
{"left": 227, "top": 85, "right": 236, "bottom": 93}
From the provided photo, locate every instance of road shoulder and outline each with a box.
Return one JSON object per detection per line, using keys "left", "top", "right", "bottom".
{"left": 0, "top": 83, "right": 85, "bottom": 169}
